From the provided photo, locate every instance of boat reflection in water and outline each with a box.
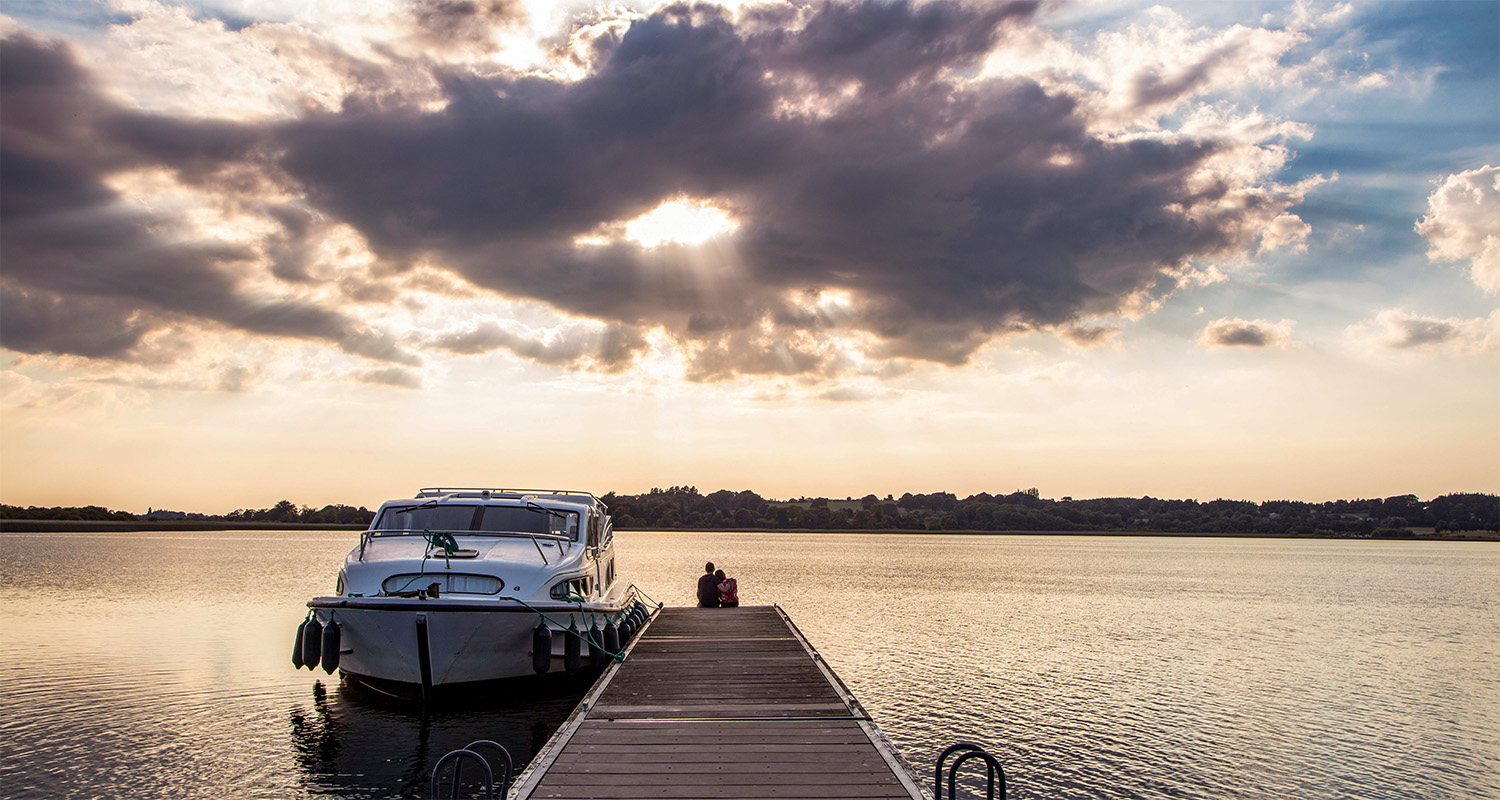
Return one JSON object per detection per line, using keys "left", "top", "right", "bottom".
{"left": 288, "top": 674, "right": 597, "bottom": 798}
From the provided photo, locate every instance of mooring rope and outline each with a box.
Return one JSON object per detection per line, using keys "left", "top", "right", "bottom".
{"left": 627, "top": 584, "right": 663, "bottom": 609}
{"left": 501, "top": 595, "right": 627, "bottom": 662}
{"left": 391, "top": 529, "right": 460, "bottom": 594}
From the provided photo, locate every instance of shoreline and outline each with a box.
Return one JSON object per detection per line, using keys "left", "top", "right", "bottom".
{"left": 621, "top": 528, "right": 1498, "bottom": 541}
{"left": 1, "top": 518, "right": 1493, "bottom": 541}
{"left": 0, "top": 519, "right": 366, "bottom": 532}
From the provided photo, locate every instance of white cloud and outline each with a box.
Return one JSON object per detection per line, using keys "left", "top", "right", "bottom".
{"left": 1415, "top": 165, "right": 1500, "bottom": 294}
{"left": 1259, "top": 212, "right": 1312, "bottom": 253}
{"left": 1286, "top": 1, "right": 1356, "bottom": 33}
{"left": 1196, "top": 317, "right": 1299, "bottom": 349}
{"left": 1345, "top": 308, "right": 1500, "bottom": 354}
{"left": 95, "top": 5, "right": 364, "bottom": 119}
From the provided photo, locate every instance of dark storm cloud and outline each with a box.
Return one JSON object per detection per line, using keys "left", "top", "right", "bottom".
{"left": 0, "top": 284, "right": 150, "bottom": 358}
{"left": 770, "top": 0, "right": 1035, "bottom": 91}
{"left": 265, "top": 0, "right": 1272, "bottom": 378}
{"left": 0, "top": 31, "right": 417, "bottom": 365}
{"left": 5, "top": 1, "right": 1297, "bottom": 379}
{"left": 409, "top": 0, "right": 526, "bottom": 50}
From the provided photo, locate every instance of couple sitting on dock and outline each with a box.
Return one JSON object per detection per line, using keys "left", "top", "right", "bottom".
{"left": 696, "top": 562, "right": 738, "bottom": 608}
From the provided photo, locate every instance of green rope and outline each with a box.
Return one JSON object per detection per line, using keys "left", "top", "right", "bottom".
{"left": 628, "top": 584, "right": 663, "bottom": 609}
{"left": 502, "top": 595, "right": 627, "bottom": 662}
{"left": 392, "top": 529, "right": 459, "bottom": 594}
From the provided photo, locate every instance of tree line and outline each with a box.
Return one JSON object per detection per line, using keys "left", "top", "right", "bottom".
{"left": 4, "top": 490, "right": 1496, "bottom": 536}
{"left": 599, "top": 487, "right": 1499, "bottom": 537}
{"left": 0, "top": 501, "right": 375, "bottom": 525}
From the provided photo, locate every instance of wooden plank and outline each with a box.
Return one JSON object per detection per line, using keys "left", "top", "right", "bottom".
{"left": 528, "top": 780, "right": 906, "bottom": 792}
{"left": 515, "top": 606, "right": 923, "bottom": 800}
{"left": 555, "top": 738, "right": 882, "bottom": 750}
{"left": 541, "top": 767, "right": 898, "bottom": 779}
{"left": 550, "top": 757, "right": 895, "bottom": 771}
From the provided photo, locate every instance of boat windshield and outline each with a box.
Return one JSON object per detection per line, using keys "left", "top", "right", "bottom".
{"left": 374, "top": 504, "right": 579, "bottom": 539}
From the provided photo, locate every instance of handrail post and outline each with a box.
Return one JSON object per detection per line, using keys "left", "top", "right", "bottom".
{"left": 430, "top": 749, "right": 493, "bottom": 800}
{"left": 936, "top": 742, "right": 1004, "bottom": 800}
{"left": 462, "top": 740, "right": 513, "bottom": 795}
{"left": 947, "top": 751, "right": 1004, "bottom": 800}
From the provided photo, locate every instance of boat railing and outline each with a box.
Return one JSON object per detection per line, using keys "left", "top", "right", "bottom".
{"left": 416, "top": 487, "right": 602, "bottom": 503}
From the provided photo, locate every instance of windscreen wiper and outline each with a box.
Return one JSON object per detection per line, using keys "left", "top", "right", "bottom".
{"left": 522, "top": 501, "right": 573, "bottom": 561}
{"left": 523, "top": 500, "right": 568, "bottom": 520}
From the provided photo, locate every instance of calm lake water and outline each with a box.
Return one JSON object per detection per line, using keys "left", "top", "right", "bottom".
{"left": 1, "top": 530, "right": 1496, "bottom": 799}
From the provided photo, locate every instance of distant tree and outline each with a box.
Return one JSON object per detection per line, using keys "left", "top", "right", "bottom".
{"left": 269, "top": 500, "right": 299, "bottom": 522}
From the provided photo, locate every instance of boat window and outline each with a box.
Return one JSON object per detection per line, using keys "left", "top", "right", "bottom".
{"left": 374, "top": 503, "right": 580, "bottom": 539}
{"left": 549, "top": 576, "right": 592, "bottom": 600}
{"left": 376, "top": 505, "right": 477, "bottom": 532}
{"left": 477, "top": 506, "right": 577, "bottom": 538}
{"left": 587, "top": 512, "right": 600, "bottom": 547}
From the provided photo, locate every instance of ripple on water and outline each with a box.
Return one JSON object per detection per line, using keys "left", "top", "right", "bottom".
{"left": 2, "top": 532, "right": 1497, "bottom": 799}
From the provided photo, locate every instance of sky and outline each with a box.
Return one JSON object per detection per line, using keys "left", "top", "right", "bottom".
{"left": 1, "top": 0, "right": 1496, "bottom": 513}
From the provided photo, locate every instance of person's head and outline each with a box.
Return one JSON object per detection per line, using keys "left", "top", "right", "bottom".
{"left": 714, "top": 569, "right": 725, "bottom": 580}
{"left": 705, "top": 562, "right": 715, "bottom": 574}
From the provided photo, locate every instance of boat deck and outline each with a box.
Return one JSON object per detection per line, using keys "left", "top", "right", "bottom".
{"left": 511, "top": 605, "right": 924, "bottom": 799}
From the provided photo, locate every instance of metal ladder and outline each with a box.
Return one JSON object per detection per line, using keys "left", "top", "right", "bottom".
{"left": 431, "top": 740, "right": 513, "bottom": 800}
{"left": 936, "top": 742, "right": 1005, "bottom": 800}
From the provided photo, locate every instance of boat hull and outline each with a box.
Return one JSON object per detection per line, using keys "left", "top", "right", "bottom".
{"left": 306, "top": 598, "right": 639, "bottom": 687}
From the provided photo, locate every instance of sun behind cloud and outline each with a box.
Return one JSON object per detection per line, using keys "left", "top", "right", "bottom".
{"left": 624, "top": 198, "right": 739, "bottom": 248}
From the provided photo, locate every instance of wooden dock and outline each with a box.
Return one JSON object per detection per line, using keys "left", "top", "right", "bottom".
{"left": 511, "top": 606, "right": 925, "bottom": 799}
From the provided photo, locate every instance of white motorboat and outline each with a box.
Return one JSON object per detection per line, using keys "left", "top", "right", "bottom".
{"left": 296, "top": 487, "right": 654, "bottom": 698}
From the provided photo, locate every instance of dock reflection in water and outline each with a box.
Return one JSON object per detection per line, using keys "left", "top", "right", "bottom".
{"left": 287, "top": 675, "right": 593, "bottom": 798}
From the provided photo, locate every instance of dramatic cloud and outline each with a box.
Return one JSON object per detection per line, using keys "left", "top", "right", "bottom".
{"left": 1346, "top": 309, "right": 1499, "bottom": 353}
{"left": 1196, "top": 317, "right": 1298, "bottom": 349}
{"left": 408, "top": 0, "right": 526, "bottom": 53}
{"left": 1, "top": 1, "right": 1328, "bottom": 381}
{"left": 0, "top": 284, "right": 152, "bottom": 359}
{"left": 0, "top": 31, "right": 419, "bottom": 365}
{"left": 1416, "top": 165, "right": 1500, "bottom": 294}
{"left": 272, "top": 1, "right": 1316, "bottom": 374}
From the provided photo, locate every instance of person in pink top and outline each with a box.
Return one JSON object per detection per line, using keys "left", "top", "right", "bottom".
{"left": 715, "top": 569, "right": 738, "bottom": 607}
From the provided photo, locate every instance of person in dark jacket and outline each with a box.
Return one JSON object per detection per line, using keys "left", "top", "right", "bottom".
{"left": 697, "top": 562, "right": 720, "bottom": 607}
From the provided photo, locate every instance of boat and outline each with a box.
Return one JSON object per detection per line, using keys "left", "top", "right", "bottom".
{"left": 297, "top": 487, "right": 654, "bottom": 698}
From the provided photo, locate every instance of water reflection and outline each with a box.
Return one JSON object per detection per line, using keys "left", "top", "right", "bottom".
{"left": 286, "top": 675, "right": 593, "bottom": 799}
{"left": 3, "top": 531, "right": 1495, "bottom": 800}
